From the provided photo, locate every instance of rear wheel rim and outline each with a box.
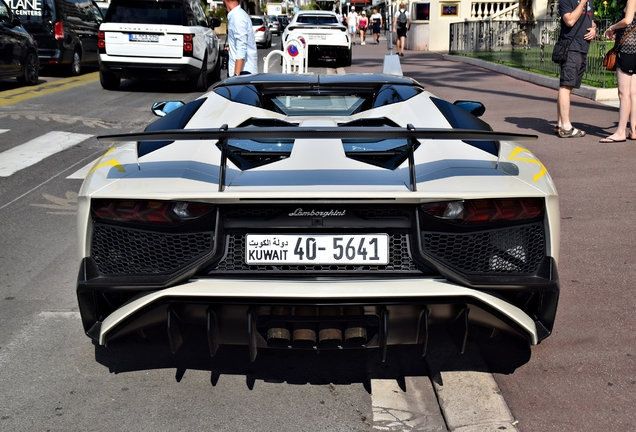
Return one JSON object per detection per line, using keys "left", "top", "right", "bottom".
{"left": 72, "top": 52, "right": 80, "bottom": 75}
{"left": 26, "top": 53, "right": 38, "bottom": 83}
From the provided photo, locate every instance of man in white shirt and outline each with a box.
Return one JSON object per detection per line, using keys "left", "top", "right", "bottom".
{"left": 370, "top": 8, "right": 383, "bottom": 45}
{"left": 222, "top": 0, "right": 258, "bottom": 76}
{"left": 347, "top": 6, "right": 359, "bottom": 45}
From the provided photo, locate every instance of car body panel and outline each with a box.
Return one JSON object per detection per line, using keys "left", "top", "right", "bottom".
{"left": 0, "top": 0, "right": 39, "bottom": 84}
{"left": 251, "top": 15, "right": 271, "bottom": 47}
{"left": 282, "top": 10, "right": 350, "bottom": 62}
{"left": 77, "top": 73, "right": 560, "bottom": 359}
{"left": 99, "top": 0, "right": 219, "bottom": 82}
{"left": 8, "top": 0, "right": 101, "bottom": 72}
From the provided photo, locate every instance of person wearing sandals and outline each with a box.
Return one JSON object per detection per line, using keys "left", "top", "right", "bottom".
{"left": 601, "top": 0, "right": 636, "bottom": 143}
{"left": 556, "top": 0, "right": 596, "bottom": 138}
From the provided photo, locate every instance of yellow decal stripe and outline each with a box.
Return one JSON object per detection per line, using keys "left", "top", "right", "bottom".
{"left": 508, "top": 147, "right": 546, "bottom": 182}
{"left": 88, "top": 147, "right": 126, "bottom": 174}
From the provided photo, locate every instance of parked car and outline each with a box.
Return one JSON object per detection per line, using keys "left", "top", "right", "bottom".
{"left": 282, "top": 10, "right": 351, "bottom": 66}
{"left": 267, "top": 14, "right": 280, "bottom": 35}
{"left": 251, "top": 15, "right": 271, "bottom": 48}
{"left": 77, "top": 73, "right": 559, "bottom": 361}
{"left": 98, "top": 0, "right": 221, "bottom": 91}
{"left": 277, "top": 15, "right": 289, "bottom": 31}
{"left": 9, "top": 0, "right": 102, "bottom": 76}
{"left": 0, "top": 0, "right": 38, "bottom": 85}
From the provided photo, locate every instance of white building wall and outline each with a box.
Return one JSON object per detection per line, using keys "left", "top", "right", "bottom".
{"left": 395, "top": 0, "right": 551, "bottom": 52}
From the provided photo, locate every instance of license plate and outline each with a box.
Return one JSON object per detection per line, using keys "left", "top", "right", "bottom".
{"left": 308, "top": 34, "right": 326, "bottom": 40}
{"left": 246, "top": 234, "right": 389, "bottom": 265}
{"left": 129, "top": 33, "right": 159, "bottom": 42}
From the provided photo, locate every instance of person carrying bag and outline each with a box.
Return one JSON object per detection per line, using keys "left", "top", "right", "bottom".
{"left": 552, "top": 17, "right": 585, "bottom": 64}
{"left": 603, "top": 25, "right": 636, "bottom": 71}
{"left": 600, "top": 0, "right": 636, "bottom": 143}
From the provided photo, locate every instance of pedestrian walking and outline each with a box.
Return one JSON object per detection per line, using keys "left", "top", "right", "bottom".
{"left": 347, "top": 6, "right": 359, "bottom": 45}
{"left": 371, "top": 8, "right": 383, "bottom": 44}
{"left": 600, "top": 0, "right": 636, "bottom": 143}
{"left": 555, "top": 0, "right": 596, "bottom": 138}
{"left": 393, "top": 3, "right": 410, "bottom": 56}
{"left": 222, "top": 0, "right": 258, "bottom": 77}
{"left": 359, "top": 11, "right": 368, "bottom": 45}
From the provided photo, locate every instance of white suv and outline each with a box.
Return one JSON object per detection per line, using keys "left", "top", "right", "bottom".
{"left": 282, "top": 10, "right": 351, "bottom": 67}
{"left": 98, "top": 0, "right": 221, "bottom": 91}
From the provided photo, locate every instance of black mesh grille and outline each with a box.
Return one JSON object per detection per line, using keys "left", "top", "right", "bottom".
{"left": 210, "top": 233, "right": 420, "bottom": 273}
{"left": 91, "top": 224, "right": 213, "bottom": 275}
{"left": 421, "top": 224, "right": 545, "bottom": 274}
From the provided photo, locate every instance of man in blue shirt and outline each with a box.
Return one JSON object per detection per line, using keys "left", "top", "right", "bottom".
{"left": 222, "top": 0, "right": 258, "bottom": 77}
{"left": 555, "top": 0, "right": 596, "bottom": 138}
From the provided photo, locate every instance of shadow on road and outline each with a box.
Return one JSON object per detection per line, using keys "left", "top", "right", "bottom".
{"left": 94, "top": 325, "right": 531, "bottom": 388}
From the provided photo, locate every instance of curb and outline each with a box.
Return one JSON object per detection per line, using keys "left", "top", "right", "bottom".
{"left": 442, "top": 55, "right": 618, "bottom": 102}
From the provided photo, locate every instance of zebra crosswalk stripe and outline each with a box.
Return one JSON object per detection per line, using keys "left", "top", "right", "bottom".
{"left": 0, "top": 131, "right": 93, "bottom": 177}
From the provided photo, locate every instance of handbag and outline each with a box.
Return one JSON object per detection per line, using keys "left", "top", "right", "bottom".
{"left": 552, "top": 17, "right": 584, "bottom": 64}
{"left": 603, "top": 25, "right": 636, "bottom": 71}
{"left": 603, "top": 48, "right": 617, "bottom": 71}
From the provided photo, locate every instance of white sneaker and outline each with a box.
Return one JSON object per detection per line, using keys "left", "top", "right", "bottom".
{"left": 361, "top": 42, "right": 365, "bottom": 45}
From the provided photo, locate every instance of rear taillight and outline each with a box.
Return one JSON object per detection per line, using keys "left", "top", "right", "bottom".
{"left": 54, "top": 21, "right": 64, "bottom": 40}
{"left": 183, "top": 34, "right": 193, "bottom": 56}
{"left": 421, "top": 199, "right": 544, "bottom": 224}
{"left": 257, "top": 26, "right": 266, "bottom": 32}
{"left": 97, "top": 30, "right": 105, "bottom": 52}
{"left": 92, "top": 199, "right": 215, "bottom": 225}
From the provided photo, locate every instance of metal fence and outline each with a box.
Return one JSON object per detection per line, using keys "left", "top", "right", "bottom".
{"left": 449, "top": 19, "right": 615, "bottom": 88}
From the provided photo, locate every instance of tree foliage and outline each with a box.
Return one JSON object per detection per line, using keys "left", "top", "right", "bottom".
{"left": 594, "top": 0, "right": 623, "bottom": 21}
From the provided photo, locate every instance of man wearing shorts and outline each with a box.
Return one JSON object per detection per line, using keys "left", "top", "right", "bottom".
{"left": 393, "top": 3, "right": 410, "bottom": 56}
{"left": 555, "top": 0, "right": 596, "bottom": 138}
{"left": 347, "top": 6, "right": 359, "bottom": 45}
{"left": 371, "top": 8, "right": 383, "bottom": 45}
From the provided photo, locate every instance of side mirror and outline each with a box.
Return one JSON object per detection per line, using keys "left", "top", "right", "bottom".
{"left": 151, "top": 101, "right": 185, "bottom": 117}
{"left": 210, "top": 17, "right": 221, "bottom": 28}
{"left": 453, "top": 100, "right": 486, "bottom": 117}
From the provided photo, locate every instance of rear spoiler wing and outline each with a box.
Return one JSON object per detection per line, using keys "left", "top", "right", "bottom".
{"left": 97, "top": 125, "right": 537, "bottom": 192}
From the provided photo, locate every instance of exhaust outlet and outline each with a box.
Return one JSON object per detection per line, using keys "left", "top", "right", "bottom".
{"left": 267, "top": 306, "right": 291, "bottom": 346}
{"left": 293, "top": 306, "right": 316, "bottom": 347}
{"left": 318, "top": 306, "right": 342, "bottom": 347}
{"left": 344, "top": 306, "right": 368, "bottom": 345}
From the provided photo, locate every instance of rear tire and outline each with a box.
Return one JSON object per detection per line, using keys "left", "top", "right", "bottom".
{"left": 17, "top": 50, "right": 39, "bottom": 86}
{"left": 100, "top": 69, "right": 120, "bottom": 90}
{"left": 190, "top": 56, "right": 208, "bottom": 91}
{"left": 341, "top": 48, "right": 352, "bottom": 67}
{"left": 67, "top": 50, "right": 81, "bottom": 76}
{"left": 210, "top": 55, "right": 221, "bottom": 84}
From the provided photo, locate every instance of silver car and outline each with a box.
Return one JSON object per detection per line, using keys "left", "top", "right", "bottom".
{"left": 268, "top": 15, "right": 281, "bottom": 35}
{"left": 251, "top": 15, "right": 272, "bottom": 48}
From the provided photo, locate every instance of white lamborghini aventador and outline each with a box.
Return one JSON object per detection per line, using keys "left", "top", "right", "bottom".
{"left": 76, "top": 73, "right": 559, "bottom": 361}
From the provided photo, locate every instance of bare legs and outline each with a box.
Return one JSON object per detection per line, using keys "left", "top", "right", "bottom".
{"left": 602, "top": 68, "right": 636, "bottom": 141}
{"left": 557, "top": 85, "right": 573, "bottom": 131}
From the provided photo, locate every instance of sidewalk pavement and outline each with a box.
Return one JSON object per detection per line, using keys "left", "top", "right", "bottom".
{"left": 349, "top": 36, "right": 619, "bottom": 108}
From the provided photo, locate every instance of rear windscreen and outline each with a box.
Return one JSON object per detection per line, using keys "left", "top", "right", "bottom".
{"left": 8, "top": 0, "right": 55, "bottom": 24}
{"left": 105, "top": 0, "right": 183, "bottom": 25}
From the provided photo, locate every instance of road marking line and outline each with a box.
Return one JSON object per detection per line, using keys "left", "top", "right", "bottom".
{"left": 0, "top": 131, "right": 93, "bottom": 177}
{"left": 67, "top": 157, "right": 101, "bottom": 179}
{"left": 0, "top": 73, "right": 98, "bottom": 106}
{"left": 371, "top": 377, "right": 446, "bottom": 431}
